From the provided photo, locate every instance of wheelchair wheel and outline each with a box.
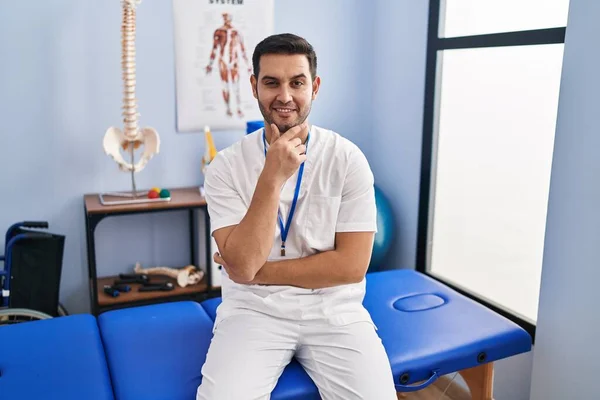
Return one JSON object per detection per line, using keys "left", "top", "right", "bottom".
{"left": 0, "top": 308, "right": 53, "bottom": 326}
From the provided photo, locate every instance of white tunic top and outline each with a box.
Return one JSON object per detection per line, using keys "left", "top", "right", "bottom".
{"left": 203, "top": 125, "right": 378, "bottom": 328}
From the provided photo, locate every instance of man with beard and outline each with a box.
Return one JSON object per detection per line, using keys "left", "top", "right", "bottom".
{"left": 196, "top": 33, "right": 397, "bottom": 400}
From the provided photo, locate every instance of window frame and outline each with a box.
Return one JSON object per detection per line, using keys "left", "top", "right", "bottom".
{"left": 416, "top": 0, "right": 567, "bottom": 341}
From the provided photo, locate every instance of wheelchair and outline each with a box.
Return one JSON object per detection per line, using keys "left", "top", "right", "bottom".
{"left": 0, "top": 221, "right": 68, "bottom": 325}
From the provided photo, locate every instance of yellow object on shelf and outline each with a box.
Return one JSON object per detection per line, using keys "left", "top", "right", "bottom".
{"left": 201, "top": 125, "right": 217, "bottom": 175}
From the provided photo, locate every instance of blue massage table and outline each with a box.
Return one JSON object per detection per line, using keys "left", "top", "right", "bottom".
{"left": 0, "top": 270, "right": 531, "bottom": 399}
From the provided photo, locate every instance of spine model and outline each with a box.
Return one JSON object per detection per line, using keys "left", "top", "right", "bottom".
{"left": 103, "top": 0, "right": 160, "bottom": 188}
{"left": 122, "top": 1, "right": 140, "bottom": 142}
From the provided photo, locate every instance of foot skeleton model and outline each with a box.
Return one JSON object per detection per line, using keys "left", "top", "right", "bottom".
{"left": 134, "top": 262, "right": 204, "bottom": 288}
{"left": 103, "top": 0, "right": 159, "bottom": 195}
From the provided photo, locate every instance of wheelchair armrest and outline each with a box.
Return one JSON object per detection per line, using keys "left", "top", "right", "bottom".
{"left": 22, "top": 221, "right": 49, "bottom": 229}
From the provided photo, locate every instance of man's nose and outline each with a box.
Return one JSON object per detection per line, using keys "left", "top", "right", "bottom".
{"left": 276, "top": 87, "right": 293, "bottom": 103}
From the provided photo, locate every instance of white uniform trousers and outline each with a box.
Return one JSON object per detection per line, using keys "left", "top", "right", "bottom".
{"left": 196, "top": 311, "right": 397, "bottom": 400}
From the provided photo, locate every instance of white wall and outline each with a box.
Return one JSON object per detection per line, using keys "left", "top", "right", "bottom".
{"left": 530, "top": 0, "right": 600, "bottom": 398}
{"left": 370, "top": 0, "right": 429, "bottom": 270}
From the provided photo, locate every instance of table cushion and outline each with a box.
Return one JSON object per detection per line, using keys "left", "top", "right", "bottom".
{"left": 364, "top": 270, "right": 532, "bottom": 388}
{"left": 200, "top": 296, "right": 220, "bottom": 321}
{"left": 202, "top": 270, "right": 532, "bottom": 391}
{"left": 0, "top": 314, "right": 114, "bottom": 400}
{"left": 98, "top": 301, "right": 214, "bottom": 400}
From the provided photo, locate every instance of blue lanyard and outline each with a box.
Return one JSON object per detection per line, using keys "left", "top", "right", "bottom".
{"left": 262, "top": 128, "right": 310, "bottom": 256}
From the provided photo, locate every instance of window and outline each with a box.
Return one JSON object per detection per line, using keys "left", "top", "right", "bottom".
{"left": 417, "top": 0, "right": 570, "bottom": 339}
{"left": 440, "top": 0, "right": 569, "bottom": 38}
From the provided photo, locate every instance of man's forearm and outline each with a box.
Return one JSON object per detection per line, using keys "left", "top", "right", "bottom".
{"left": 220, "top": 173, "right": 280, "bottom": 280}
{"left": 251, "top": 250, "right": 366, "bottom": 289}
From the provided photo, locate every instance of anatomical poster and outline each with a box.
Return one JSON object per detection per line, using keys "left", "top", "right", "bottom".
{"left": 173, "top": 0, "right": 274, "bottom": 132}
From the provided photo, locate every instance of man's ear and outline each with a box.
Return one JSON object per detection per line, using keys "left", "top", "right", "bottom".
{"left": 312, "top": 76, "right": 321, "bottom": 100}
{"left": 250, "top": 75, "right": 258, "bottom": 99}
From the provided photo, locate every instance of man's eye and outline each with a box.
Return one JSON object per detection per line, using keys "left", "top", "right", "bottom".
{"left": 293, "top": 81, "right": 303, "bottom": 86}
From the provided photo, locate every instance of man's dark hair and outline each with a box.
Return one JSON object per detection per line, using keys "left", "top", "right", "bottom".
{"left": 252, "top": 33, "right": 317, "bottom": 80}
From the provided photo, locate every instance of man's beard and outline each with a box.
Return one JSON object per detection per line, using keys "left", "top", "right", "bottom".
{"left": 258, "top": 100, "right": 311, "bottom": 133}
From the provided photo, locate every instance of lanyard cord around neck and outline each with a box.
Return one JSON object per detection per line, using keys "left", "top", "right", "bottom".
{"left": 262, "top": 128, "right": 310, "bottom": 256}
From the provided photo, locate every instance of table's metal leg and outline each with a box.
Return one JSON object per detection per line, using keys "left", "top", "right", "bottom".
{"left": 85, "top": 212, "right": 103, "bottom": 316}
{"left": 203, "top": 207, "right": 212, "bottom": 288}
{"left": 189, "top": 209, "right": 196, "bottom": 267}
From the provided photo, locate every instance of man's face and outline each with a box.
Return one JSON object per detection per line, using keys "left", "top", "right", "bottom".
{"left": 251, "top": 54, "right": 320, "bottom": 134}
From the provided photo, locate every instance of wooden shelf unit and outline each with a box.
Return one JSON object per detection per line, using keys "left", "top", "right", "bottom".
{"left": 84, "top": 186, "right": 219, "bottom": 315}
